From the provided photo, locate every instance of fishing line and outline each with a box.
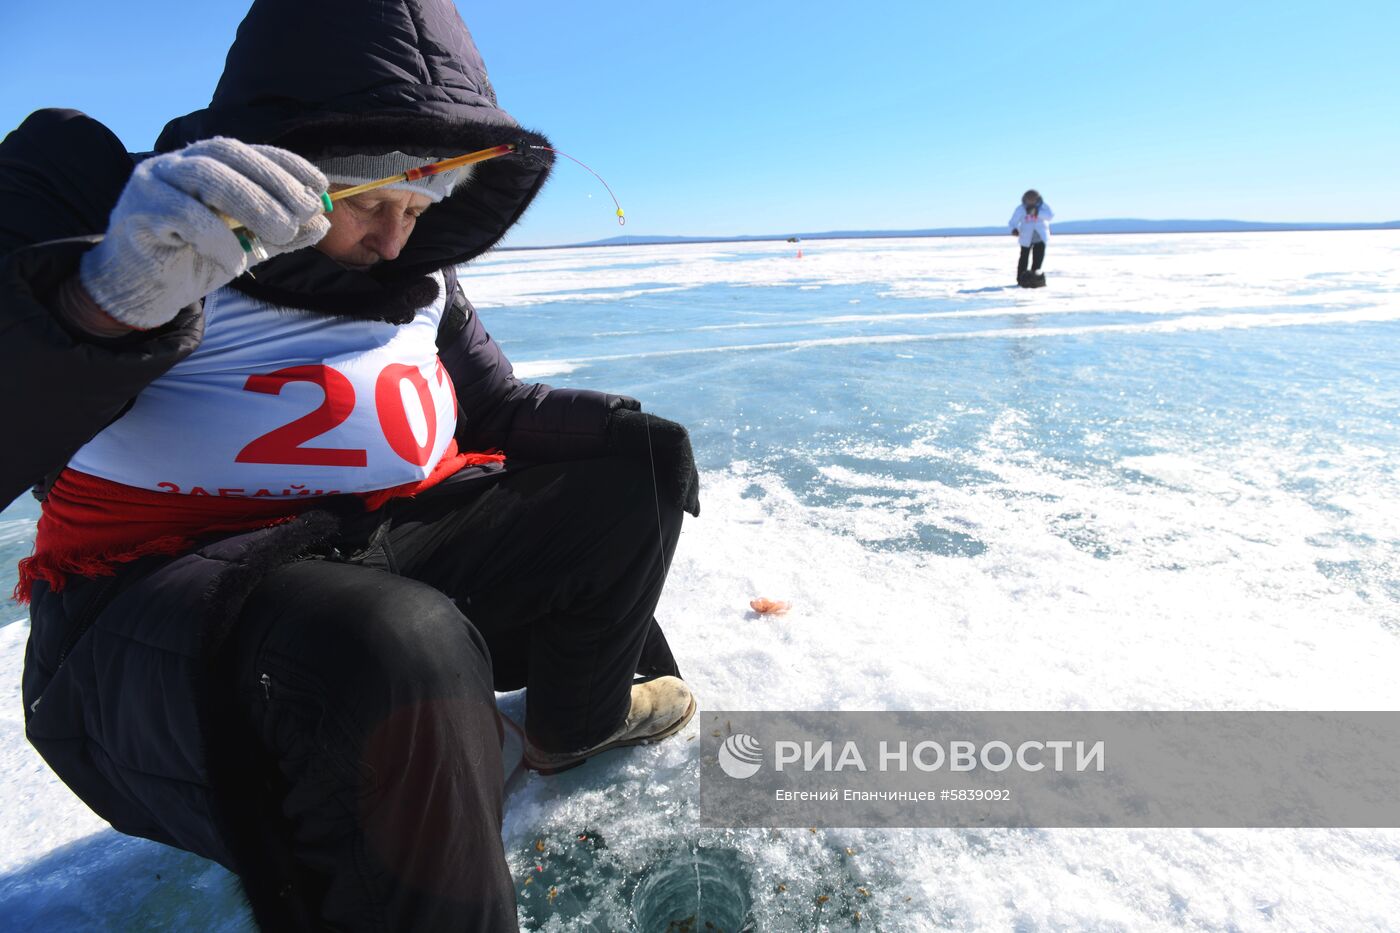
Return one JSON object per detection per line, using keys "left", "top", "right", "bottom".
{"left": 512, "top": 147, "right": 676, "bottom": 665}
{"left": 523, "top": 145, "right": 627, "bottom": 226}
{"left": 642, "top": 414, "right": 673, "bottom": 582}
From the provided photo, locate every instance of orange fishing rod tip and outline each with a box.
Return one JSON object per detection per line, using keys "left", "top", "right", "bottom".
{"left": 323, "top": 144, "right": 518, "bottom": 204}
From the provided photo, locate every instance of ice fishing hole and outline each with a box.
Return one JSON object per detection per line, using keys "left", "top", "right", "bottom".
{"left": 630, "top": 846, "right": 753, "bottom": 932}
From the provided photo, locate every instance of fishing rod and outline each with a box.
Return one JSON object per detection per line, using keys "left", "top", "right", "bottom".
{"left": 227, "top": 142, "right": 626, "bottom": 252}
{"left": 225, "top": 143, "right": 516, "bottom": 251}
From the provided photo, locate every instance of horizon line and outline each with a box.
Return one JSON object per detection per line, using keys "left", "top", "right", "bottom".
{"left": 503, "top": 218, "right": 1400, "bottom": 252}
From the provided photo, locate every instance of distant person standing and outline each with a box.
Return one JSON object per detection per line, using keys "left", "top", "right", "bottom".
{"left": 1009, "top": 189, "right": 1053, "bottom": 287}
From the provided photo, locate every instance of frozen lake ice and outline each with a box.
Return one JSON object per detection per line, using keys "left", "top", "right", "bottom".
{"left": 3, "top": 231, "right": 1399, "bottom": 930}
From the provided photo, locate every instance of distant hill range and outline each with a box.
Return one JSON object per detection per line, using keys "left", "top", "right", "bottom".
{"left": 520, "top": 218, "right": 1400, "bottom": 250}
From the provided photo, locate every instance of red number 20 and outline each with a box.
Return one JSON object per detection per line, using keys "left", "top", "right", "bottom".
{"left": 235, "top": 363, "right": 453, "bottom": 467}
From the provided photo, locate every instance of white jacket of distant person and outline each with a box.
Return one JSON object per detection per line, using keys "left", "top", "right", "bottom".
{"left": 1009, "top": 200, "right": 1055, "bottom": 247}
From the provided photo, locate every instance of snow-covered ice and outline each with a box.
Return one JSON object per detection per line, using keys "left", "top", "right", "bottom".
{"left": 3, "top": 232, "right": 1399, "bottom": 930}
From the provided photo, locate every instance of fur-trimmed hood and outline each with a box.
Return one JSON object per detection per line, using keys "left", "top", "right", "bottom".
{"left": 156, "top": 0, "right": 554, "bottom": 321}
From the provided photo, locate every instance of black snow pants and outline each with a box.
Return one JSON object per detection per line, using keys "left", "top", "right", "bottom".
{"left": 1018, "top": 239, "right": 1046, "bottom": 278}
{"left": 216, "top": 456, "right": 683, "bottom": 930}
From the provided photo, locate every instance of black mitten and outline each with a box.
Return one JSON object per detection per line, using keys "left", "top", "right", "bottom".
{"left": 608, "top": 408, "right": 700, "bottom": 517}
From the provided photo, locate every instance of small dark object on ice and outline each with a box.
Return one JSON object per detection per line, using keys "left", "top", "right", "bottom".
{"left": 574, "top": 830, "right": 607, "bottom": 850}
{"left": 1017, "top": 271, "right": 1046, "bottom": 288}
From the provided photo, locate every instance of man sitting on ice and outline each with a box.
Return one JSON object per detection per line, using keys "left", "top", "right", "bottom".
{"left": 2, "top": 0, "right": 698, "bottom": 929}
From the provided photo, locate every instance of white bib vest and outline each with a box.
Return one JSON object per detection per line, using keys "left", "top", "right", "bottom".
{"left": 69, "top": 273, "right": 460, "bottom": 498}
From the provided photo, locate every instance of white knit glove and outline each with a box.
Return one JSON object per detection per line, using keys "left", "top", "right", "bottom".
{"left": 80, "top": 137, "right": 330, "bottom": 329}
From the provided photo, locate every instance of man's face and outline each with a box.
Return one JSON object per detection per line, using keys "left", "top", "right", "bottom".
{"left": 314, "top": 187, "right": 435, "bottom": 270}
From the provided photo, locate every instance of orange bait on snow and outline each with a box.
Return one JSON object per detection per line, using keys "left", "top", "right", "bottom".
{"left": 750, "top": 597, "right": 792, "bottom": 616}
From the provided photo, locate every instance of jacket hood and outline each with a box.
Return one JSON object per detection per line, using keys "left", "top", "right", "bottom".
{"left": 156, "top": 0, "right": 553, "bottom": 321}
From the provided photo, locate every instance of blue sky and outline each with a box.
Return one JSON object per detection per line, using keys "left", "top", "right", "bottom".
{"left": 1, "top": 1, "right": 1396, "bottom": 246}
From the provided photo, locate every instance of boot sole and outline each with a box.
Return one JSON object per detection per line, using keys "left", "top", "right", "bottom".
{"left": 526, "top": 693, "right": 698, "bottom": 776}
